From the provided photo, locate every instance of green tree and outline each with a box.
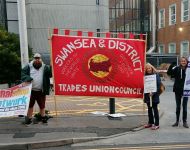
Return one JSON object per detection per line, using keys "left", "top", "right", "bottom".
{"left": 0, "top": 26, "right": 31, "bottom": 86}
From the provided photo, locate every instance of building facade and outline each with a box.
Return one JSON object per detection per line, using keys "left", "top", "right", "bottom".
{"left": 1, "top": 0, "right": 109, "bottom": 63}
{"left": 26, "top": 0, "right": 109, "bottom": 59}
{"left": 157, "top": 0, "right": 190, "bottom": 57}
{"left": 109, "top": 0, "right": 151, "bottom": 48}
{"left": 0, "top": 0, "right": 19, "bottom": 33}
{"left": 0, "top": 0, "right": 7, "bottom": 29}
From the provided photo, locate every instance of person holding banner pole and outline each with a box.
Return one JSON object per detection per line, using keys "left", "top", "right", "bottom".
{"left": 167, "top": 57, "right": 189, "bottom": 128}
{"left": 144, "top": 63, "right": 161, "bottom": 130}
{"left": 21, "top": 53, "right": 52, "bottom": 125}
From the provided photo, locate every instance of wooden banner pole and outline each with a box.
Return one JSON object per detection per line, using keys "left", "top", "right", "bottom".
{"left": 143, "top": 33, "right": 148, "bottom": 125}
{"left": 48, "top": 28, "right": 58, "bottom": 119}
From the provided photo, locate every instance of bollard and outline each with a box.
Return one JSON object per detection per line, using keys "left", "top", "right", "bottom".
{"left": 109, "top": 98, "right": 115, "bottom": 114}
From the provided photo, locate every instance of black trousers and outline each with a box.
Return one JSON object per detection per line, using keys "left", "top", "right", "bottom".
{"left": 175, "top": 93, "right": 188, "bottom": 123}
{"left": 146, "top": 102, "right": 159, "bottom": 126}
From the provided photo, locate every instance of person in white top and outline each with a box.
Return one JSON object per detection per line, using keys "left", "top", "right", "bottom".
{"left": 21, "top": 53, "right": 52, "bottom": 125}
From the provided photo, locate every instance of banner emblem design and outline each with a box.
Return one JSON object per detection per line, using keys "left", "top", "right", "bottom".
{"left": 88, "top": 54, "right": 112, "bottom": 78}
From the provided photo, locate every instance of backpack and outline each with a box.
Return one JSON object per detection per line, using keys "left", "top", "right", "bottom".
{"left": 159, "top": 82, "right": 165, "bottom": 95}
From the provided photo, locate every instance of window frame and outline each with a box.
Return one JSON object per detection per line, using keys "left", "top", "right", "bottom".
{"left": 159, "top": 9, "right": 165, "bottom": 28}
{"left": 181, "top": 0, "right": 189, "bottom": 22}
{"left": 158, "top": 44, "right": 165, "bottom": 54}
{"left": 169, "top": 4, "right": 176, "bottom": 25}
{"left": 168, "top": 43, "right": 176, "bottom": 53}
{"left": 180, "top": 41, "right": 189, "bottom": 57}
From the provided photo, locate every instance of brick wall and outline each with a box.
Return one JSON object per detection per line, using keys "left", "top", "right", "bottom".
{"left": 157, "top": 0, "right": 190, "bottom": 56}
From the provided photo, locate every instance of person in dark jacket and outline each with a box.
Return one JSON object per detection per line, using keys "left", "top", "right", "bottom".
{"left": 167, "top": 57, "right": 189, "bottom": 128}
{"left": 144, "top": 63, "right": 161, "bottom": 130}
{"left": 21, "top": 53, "right": 52, "bottom": 125}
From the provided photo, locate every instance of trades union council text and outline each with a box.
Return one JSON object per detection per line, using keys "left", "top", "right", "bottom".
{"left": 58, "top": 84, "right": 142, "bottom": 95}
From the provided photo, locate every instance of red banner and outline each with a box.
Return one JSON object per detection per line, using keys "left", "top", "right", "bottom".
{"left": 51, "top": 35, "right": 145, "bottom": 98}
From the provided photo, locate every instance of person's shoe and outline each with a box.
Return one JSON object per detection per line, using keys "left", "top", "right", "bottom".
{"left": 33, "top": 114, "right": 42, "bottom": 124}
{"left": 172, "top": 122, "right": 178, "bottom": 127}
{"left": 33, "top": 117, "right": 41, "bottom": 124}
{"left": 151, "top": 125, "right": 160, "bottom": 130}
{"left": 41, "top": 116, "right": 48, "bottom": 124}
{"left": 183, "top": 122, "right": 189, "bottom": 128}
{"left": 144, "top": 124, "right": 152, "bottom": 128}
{"left": 23, "top": 117, "right": 32, "bottom": 126}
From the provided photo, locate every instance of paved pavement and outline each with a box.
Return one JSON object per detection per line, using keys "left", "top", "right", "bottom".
{"left": 0, "top": 79, "right": 173, "bottom": 150}
{"left": 72, "top": 79, "right": 190, "bottom": 149}
{"left": 0, "top": 115, "right": 147, "bottom": 149}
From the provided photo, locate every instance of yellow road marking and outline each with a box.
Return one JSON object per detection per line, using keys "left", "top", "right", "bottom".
{"left": 77, "top": 102, "right": 107, "bottom": 107}
{"left": 36, "top": 97, "right": 145, "bottom": 115}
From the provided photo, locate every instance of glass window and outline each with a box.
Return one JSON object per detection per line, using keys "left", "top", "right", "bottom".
{"left": 96, "top": 0, "right": 99, "bottom": 5}
{"left": 168, "top": 43, "right": 176, "bottom": 53}
{"left": 169, "top": 4, "right": 176, "bottom": 25}
{"left": 115, "top": 2, "right": 120, "bottom": 18}
{"left": 116, "top": 1, "right": 120, "bottom": 8}
{"left": 144, "top": 20, "right": 149, "bottom": 32}
{"left": 181, "top": 0, "right": 189, "bottom": 22}
{"left": 158, "top": 44, "right": 164, "bottom": 54}
{"left": 159, "top": 9, "right": 165, "bottom": 28}
{"left": 125, "top": 23, "right": 129, "bottom": 31}
{"left": 111, "top": 8, "right": 115, "bottom": 19}
{"left": 180, "top": 41, "right": 189, "bottom": 57}
{"left": 109, "top": 9, "right": 114, "bottom": 19}
{"left": 120, "top": 26, "right": 124, "bottom": 31}
{"left": 120, "top": 0, "right": 124, "bottom": 16}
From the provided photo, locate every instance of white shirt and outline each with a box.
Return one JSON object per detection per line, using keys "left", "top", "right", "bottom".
{"left": 29, "top": 61, "right": 45, "bottom": 91}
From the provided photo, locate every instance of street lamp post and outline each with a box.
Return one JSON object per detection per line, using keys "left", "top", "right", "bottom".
{"left": 17, "top": 0, "right": 29, "bottom": 68}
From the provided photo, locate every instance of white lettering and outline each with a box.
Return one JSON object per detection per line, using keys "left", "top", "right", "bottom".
{"left": 89, "top": 85, "right": 142, "bottom": 95}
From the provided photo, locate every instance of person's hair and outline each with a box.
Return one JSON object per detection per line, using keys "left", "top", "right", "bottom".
{"left": 145, "top": 63, "right": 157, "bottom": 74}
{"left": 178, "top": 57, "right": 188, "bottom": 71}
{"left": 180, "top": 56, "right": 188, "bottom": 62}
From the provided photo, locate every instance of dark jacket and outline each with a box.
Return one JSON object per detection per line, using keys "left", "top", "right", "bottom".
{"left": 167, "top": 64, "right": 186, "bottom": 95}
{"left": 144, "top": 73, "right": 161, "bottom": 104}
{"left": 21, "top": 63, "right": 52, "bottom": 95}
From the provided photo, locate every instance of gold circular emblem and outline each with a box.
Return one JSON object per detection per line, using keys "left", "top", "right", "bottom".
{"left": 88, "top": 54, "right": 112, "bottom": 78}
